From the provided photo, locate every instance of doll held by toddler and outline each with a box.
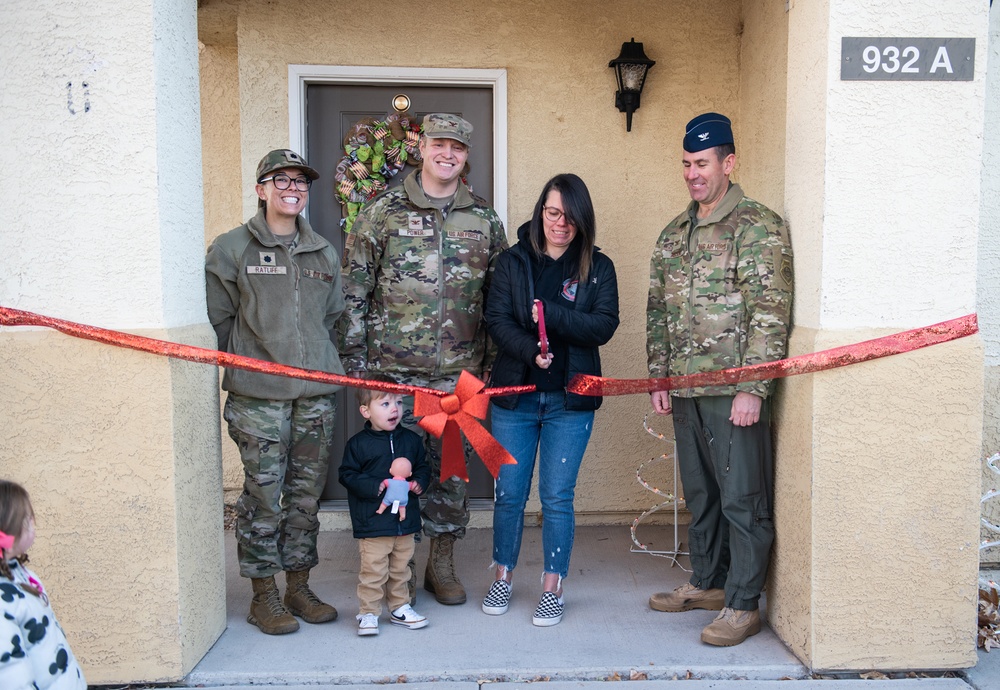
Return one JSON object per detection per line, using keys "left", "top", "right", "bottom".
{"left": 375, "top": 457, "right": 413, "bottom": 521}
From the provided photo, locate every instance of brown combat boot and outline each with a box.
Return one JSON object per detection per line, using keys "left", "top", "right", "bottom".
{"left": 248, "top": 576, "right": 299, "bottom": 635}
{"left": 423, "top": 533, "right": 466, "bottom": 605}
{"left": 700, "top": 607, "right": 761, "bottom": 646}
{"left": 284, "top": 569, "right": 338, "bottom": 623}
{"left": 649, "top": 582, "right": 725, "bottom": 612}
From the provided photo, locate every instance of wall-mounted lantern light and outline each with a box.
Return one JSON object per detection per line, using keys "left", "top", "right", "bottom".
{"left": 609, "top": 38, "right": 655, "bottom": 132}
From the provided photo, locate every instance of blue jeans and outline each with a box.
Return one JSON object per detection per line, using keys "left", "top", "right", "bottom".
{"left": 490, "top": 392, "right": 594, "bottom": 579}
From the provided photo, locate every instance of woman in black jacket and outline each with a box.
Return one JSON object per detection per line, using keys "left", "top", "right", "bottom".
{"left": 481, "top": 173, "right": 620, "bottom": 626}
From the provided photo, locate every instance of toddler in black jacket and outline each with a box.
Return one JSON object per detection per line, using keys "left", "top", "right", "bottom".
{"left": 339, "top": 375, "right": 431, "bottom": 636}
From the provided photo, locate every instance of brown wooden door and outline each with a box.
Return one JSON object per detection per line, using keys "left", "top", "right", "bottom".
{"left": 305, "top": 83, "right": 496, "bottom": 501}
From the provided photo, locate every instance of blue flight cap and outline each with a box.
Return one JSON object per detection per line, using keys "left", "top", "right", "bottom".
{"left": 683, "top": 112, "right": 734, "bottom": 153}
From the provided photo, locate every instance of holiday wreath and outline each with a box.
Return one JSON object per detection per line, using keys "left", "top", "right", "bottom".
{"left": 333, "top": 112, "right": 422, "bottom": 234}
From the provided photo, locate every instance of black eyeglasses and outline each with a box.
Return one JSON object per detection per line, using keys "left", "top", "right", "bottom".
{"left": 542, "top": 206, "right": 574, "bottom": 225}
{"left": 259, "top": 173, "right": 311, "bottom": 191}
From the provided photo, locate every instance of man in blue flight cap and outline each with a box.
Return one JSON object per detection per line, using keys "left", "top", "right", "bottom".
{"left": 646, "top": 112, "right": 794, "bottom": 646}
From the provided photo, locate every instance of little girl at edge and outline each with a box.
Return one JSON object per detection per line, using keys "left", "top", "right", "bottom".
{"left": 0, "top": 479, "right": 86, "bottom": 690}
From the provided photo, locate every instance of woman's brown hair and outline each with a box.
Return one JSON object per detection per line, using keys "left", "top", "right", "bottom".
{"left": 527, "top": 173, "right": 597, "bottom": 283}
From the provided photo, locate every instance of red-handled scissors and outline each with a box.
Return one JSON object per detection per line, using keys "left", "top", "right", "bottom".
{"left": 534, "top": 299, "right": 549, "bottom": 357}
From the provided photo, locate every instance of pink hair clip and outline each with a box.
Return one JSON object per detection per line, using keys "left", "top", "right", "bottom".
{"left": 0, "top": 530, "right": 14, "bottom": 552}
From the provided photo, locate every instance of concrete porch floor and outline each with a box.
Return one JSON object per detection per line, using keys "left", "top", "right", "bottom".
{"left": 175, "top": 524, "right": 997, "bottom": 689}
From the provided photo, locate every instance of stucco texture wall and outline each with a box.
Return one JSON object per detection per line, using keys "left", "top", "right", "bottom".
{"left": 2, "top": 0, "right": 227, "bottom": 682}
{"left": 736, "top": 0, "right": 788, "bottom": 214}
{"left": 812, "top": 332, "right": 981, "bottom": 670}
{"left": 0, "top": 326, "right": 226, "bottom": 683}
{"left": 198, "top": 0, "right": 759, "bottom": 520}
{"left": 979, "top": 1, "right": 1000, "bottom": 566}
{"left": 771, "top": 0, "right": 987, "bottom": 671}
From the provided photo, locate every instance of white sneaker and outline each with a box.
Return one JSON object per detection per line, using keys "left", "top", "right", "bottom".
{"left": 357, "top": 612, "right": 379, "bottom": 636}
{"left": 390, "top": 603, "right": 428, "bottom": 630}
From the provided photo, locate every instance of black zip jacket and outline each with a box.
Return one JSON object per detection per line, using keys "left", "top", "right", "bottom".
{"left": 339, "top": 423, "right": 431, "bottom": 539}
{"left": 486, "top": 222, "right": 620, "bottom": 411}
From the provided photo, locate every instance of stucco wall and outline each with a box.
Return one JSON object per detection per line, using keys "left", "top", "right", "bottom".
{"left": 771, "top": 0, "right": 831, "bottom": 663}
{"left": 199, "top": 0, "right": 756, "bottom": 520}
{"left": 774, "top": 330, "right": 984, "bottom": 671}
{"left": 0, "top": 326, "right": 226, "bottom": 683}
{"left": 737, "top": 0, "right": 788, "bottom": 214}
{"left": 199, "top": 42, "right": 243, "bottom": 242}
{"left": 824, "top": 4, "right": 983, "bottom": 328}
{"left": 198, "top": 26, "right": 246, "bottom": 500}
{"left": 773, "top": 0, "right": 987, "bottom": 671}
{"left": 811, "top": 332, "right": 982, "bottom": 670}
{"left": 1, "top": 0, "right": 225, "bottom": 682}
{"left": 979, "top": 0, "right": 1000, "bottom": 566}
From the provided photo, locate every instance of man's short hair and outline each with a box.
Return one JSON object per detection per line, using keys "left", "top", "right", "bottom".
{"left": 356, "top": 373, "right": 399, "bottom": 407}
{"left": 715, "top": 143, "right": 736, "bottom": 161}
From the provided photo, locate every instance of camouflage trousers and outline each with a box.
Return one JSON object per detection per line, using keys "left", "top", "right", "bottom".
{"left": 224, "top": 392, "right": 337, "bottom": 578}
{"left": 397, "top": 373, "right": 477, "bottom": 539}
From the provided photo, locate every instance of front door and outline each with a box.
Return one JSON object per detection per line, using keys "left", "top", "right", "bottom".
{"left": 305, "top": 83, "right": 496, "bottom": 502}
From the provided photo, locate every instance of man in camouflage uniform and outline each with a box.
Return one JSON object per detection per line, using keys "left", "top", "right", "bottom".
{"left": 206, "top": 149, "right": 345, "bottom": 634}
{"left": 646, "top": 113, "right": 793, "bottom": 647}
{"left": 339, "top": 114, "right": 507, "bottom": 605}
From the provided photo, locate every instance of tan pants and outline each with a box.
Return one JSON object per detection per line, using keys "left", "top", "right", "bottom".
{"left": 357, "top": 534, "right": 415, "bottom": 615}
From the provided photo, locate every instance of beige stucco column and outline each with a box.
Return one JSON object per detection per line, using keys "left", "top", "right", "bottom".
{"left": 978, "top": 0, "right": 1000, "bottom": 566}
{"left": 0, "top": 0, "right": 225, "bottom": 683}
{"left": 770, "top": 0, "right": 987, "bottom": 671}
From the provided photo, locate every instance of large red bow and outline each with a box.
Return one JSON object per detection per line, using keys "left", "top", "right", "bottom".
{"left": 415, "top": 371, "right": 517, "bottom": 483}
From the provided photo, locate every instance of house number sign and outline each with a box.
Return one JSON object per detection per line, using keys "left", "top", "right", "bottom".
{"left": 841, "top": 37, "right": 975, "bottom": 81}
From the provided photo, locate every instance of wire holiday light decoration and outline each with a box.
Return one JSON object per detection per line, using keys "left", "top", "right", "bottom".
{"left": 630, "top": 414, "right": 690, "bottom": 571}
{"left": 983, "top": 453, "right": 1000, "bottom": 553}
{"left": 980, "top": 453, "right": 1000, "bottom": 650}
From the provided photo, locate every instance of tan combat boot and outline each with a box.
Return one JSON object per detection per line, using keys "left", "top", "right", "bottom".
{"left": 248, "top": 576, "right": 299, "bottom": 635}
{"left": 649, "top": 582, "right": 725, "bottom": 612}
{"left": 700, "top": 607, "right": 761, "bottom": 646}
{"left": 284, "top": 569, "right": 338, "bottom": 623}
{"left": 423, "top": 533, "right": 466, "bottom": 605}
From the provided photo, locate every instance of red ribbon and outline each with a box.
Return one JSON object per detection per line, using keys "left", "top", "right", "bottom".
{"left": 0, "top": 306, "right": 531, "bottom": 482}
{"left": 5, "top": 305, "right": 976, "bottom": 480}
{"left": 415, "top": 370, "right": 518, "bottom": 483}
{"left": 567, "top": 314, "right": 979, "bottom": 397}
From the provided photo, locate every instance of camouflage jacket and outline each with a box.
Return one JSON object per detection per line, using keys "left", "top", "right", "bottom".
{"left": 205, "top": 210, "right": 345, "bottom": 400}
{"left": 338, "top": 170, "right": 508, "bottom": 377}
{"left": 646, "top": 183, "right": 793, "bottom": 398}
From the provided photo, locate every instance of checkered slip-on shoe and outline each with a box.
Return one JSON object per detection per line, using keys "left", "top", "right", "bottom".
{"left": 482, "top": 579, "right": 512, "bottom": 615}
{"left": 531, "top": 591, "right": 564, "bottom": 627}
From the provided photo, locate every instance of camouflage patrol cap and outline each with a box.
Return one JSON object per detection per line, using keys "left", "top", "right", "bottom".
{"left": 255, "top": 149, "right": 320, "bottom": 182}
{"left": 422, "top": 113, "right": 473, "bottom": 147}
